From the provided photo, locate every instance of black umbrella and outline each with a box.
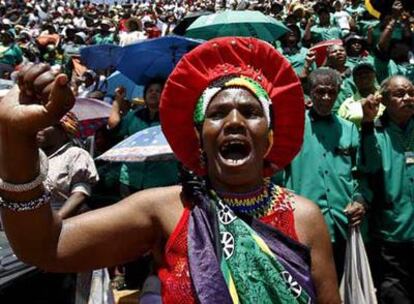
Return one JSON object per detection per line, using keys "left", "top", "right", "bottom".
{"left": 173, "top": 11, "right": 213, "bottom": 36}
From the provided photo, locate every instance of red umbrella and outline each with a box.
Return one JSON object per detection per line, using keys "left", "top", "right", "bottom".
{"left": 310, "top": 39, "right": 343, "bottom": 67}
{"left": 72, "top": 98, "right": 112, "bottom": 138}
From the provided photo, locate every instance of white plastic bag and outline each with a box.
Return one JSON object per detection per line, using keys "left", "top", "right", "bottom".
{"left": 340, "top": 227, "right": 377, "bottom": 304}
{"left": 75, "top": 269, "right": 115, "bottom": 304}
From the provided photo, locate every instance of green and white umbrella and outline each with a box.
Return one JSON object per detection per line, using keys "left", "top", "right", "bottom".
{"left": 185, "top": 10, "right": 289, "bottom": 43}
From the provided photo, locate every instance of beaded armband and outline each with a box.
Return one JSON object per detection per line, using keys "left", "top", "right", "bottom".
{"left": 0, "top": 150, "right": 48, "bottom": 192}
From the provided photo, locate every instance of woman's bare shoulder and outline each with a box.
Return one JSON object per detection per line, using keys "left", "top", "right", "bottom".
{"left": 291, "top": 193, "right": 327, "bottom": 247}
{"left": 292, "top": 193, "right": 322, "bottom": 222}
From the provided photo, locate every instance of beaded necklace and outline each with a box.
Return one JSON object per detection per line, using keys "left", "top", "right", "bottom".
{"left": 210, "top": 178, "right": 281, "bottom": 218}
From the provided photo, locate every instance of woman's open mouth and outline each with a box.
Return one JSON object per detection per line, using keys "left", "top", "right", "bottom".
{"left": 219, "top": 139, "right": 252, "bottom": 166}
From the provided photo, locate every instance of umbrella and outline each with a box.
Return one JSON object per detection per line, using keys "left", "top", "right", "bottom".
{"left": 97, "top": 125, "right": 174, "bottom": 162}
{"left": 173, "top": 11, "right": 213, "bottom": 36}
{"left": 340, "top": 227, "right": 377, "bottom": 304}
{"left": 309, "top": 39, "right": 343, "bottom": 67}
{"left": 116, "top": 36, "right": 203, "bottom": 86}
{"left": 185, "top": 10, "right": 289, "bottom": 42}
{"left": 80, "top": 44, "right": 124, "bottom": 71}
{"left": 72, "top": 97, "right": 112, "bottom": 121}
{"left": 105, "top": 71, "right": 144, "bottom": 101}
{"left": 72, "top": 98, "right": 112, "bottom": 138}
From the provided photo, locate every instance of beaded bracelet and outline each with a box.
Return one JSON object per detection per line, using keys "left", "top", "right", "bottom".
{"left": 0, "top": 189, "right": 51, "bottom": 212}
{"left": 0, "top": 150, "right": 49, "bottom": 192}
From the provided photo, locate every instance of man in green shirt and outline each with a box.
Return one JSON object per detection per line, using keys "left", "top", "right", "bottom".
{"left": 343, "top": 34, "right": 375, "bottom": 70}
{"left": 277, "top": 23, "right": 311, "bottom": 76}
{"left": 278, "top": 68, "right": 368, "bottom": 279}
{"left": 325, "top": 44, "right": 357, "bottom": 112}
{"left": 360, "top": 75, "right": 414, "bottom": 303}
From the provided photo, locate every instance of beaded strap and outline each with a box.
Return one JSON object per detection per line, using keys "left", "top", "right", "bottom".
{"left": 0, "top": 189, "right": 51, "bottom": 212}
{"left": 0, "top": 150, "right": 49, "bottom": 192}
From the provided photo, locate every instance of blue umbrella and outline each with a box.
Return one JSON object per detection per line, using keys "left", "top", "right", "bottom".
{"left": 105, "top": 71, "right": 144, "bottom": 101}
{"left": 97, "top": 125, "right": 174, "bottom": 162}
{"left": 80, "top": 44, "right": 123, "bottom": 71}
{"left": 116, "top": 35, "right": 203, "bottom": 85}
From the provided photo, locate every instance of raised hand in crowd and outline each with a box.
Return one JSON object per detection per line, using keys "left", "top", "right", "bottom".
{"left": 303, "top": 16, "right": 315, "bottom": 43}
{"left": 300, "top": 49, "right": 316, "bottom": 78}
{"left": 108, "top": 86, "right": 130, "bottom": 129}
{"left": 366, "top": 26, "right": 374, "bottom": 46}
{"left": 0, "top": 64, "right": 74, "bottom": 198}
{"left": 361, "top": 94, "right": 381, "bottom": 123}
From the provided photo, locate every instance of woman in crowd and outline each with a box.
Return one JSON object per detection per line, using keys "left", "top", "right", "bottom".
{"left": 0, "top": 37, "right": 340, "bottom": 303}
{"left": 36, "top": 111, "right": 98, "bottom": 219}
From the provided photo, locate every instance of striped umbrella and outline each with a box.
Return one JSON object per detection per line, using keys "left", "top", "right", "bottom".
{"left": 97, "top": 125, "right": 174, "bottom": 162}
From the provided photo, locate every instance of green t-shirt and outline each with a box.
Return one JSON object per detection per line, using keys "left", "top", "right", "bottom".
{"left": 310, "top": 25, "right": 342, "bottom": 44}
{"left": 114, "top": 108, "right": 179, "bottom": 190}
{"left": 361, "top": 116, "right": 414, "bottom": 242}
{"left": 0, "top": 43, "right": 23, "bottom": 66}
{"left": 345, "top": 4, "right": 366, "bottom": 17}
{"left": 92, "top": 33, "right": 115, "bottom": 45}
{"left": 346, "top": 54, "right": 375, "bottom": 71}
{"left": 278, "top": 46, "right": 309, "bottom": 76}
{"left": 373, "top": 56, "right": 414, "bottom": 84}
{"left": 333, "top": 72, "right": 357, "bottom": 113}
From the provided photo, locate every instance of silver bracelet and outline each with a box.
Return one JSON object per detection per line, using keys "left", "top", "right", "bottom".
{"left": 0, "top": 189, "right": 51, "bottom": 212}
{"left": 0, "top": 150, "right": 49, "bottom": 192}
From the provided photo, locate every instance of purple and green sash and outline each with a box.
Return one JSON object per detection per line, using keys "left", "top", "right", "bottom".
{"left": 188, "top": 189, "right": 316, "bottom": 303}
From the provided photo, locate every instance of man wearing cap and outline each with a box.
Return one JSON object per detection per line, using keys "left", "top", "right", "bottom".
{"left": 344, "top": 34, "right": 374, "bottom": 70}
{"left": 279, "top": 68, "right": 369, "bottom": 279}
{"left": 92, "top": 19, "right": 116, "bottom": 45}
{"left": 338, "top": 62, "right": 385, "bottom": 127}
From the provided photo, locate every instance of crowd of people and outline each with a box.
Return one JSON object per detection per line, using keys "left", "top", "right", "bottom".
{"left": 0, "top": 0, "right": 413, "bottom": 303}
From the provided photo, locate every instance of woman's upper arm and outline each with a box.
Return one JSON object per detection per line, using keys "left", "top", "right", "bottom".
{"left": 3, "top": 186, "right": 181, "bottom": 273}
{"left": 294, "top": 195, "right": 341, "bottom": 304}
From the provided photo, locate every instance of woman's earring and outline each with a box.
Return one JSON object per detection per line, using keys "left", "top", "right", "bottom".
{"left": 264, "top": 130, "right": 274, "bottom": 158}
